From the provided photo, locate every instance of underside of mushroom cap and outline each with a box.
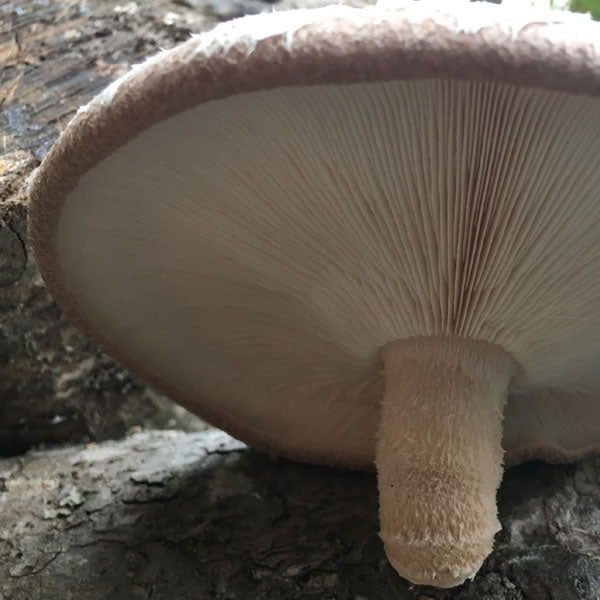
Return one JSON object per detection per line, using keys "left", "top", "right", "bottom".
{"left": 29, "top": 0, "right": 600, "bottom": 476}
{"left": 30, "top": 77, "right": 600, "bottom": 464}
{"left": 28, "top": 1, "right": 600, "bottom": 589}
{"left": 504, "top": 388, "right": 600, "bottom": 466}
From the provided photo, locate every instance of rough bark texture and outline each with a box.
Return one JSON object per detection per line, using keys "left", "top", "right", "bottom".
{"left": 0, "top": 0, "right": 366, "bottom": 455}
{"left": 1, "top": 430, "right": 599, "bottom": 600}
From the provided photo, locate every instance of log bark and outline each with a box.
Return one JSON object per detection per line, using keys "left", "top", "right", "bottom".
{"left": 1, "top": 429, "right": 600, "bottom": 600}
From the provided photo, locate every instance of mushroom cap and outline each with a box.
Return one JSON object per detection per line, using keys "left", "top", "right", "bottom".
{"left": 504, "top": 388, "right": 600, "bottom": 467}
{"left": 29, "top": 2, "right": 600, "bottom": 469}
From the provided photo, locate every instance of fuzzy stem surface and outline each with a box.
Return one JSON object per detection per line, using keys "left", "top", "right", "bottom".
{"left": 377, "top": 336, "right": 517, "bottom": 587}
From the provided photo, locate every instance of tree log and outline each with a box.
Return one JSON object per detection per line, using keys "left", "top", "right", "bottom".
{"left": 1, "top": 429, "right": 599, "bottom": 600}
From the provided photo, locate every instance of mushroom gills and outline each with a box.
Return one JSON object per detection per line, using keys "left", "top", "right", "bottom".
{"left": 51, "top": 77, "right": 600, "bottom": 587}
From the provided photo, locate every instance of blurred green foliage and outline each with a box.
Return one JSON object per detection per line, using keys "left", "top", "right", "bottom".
{"left": 568, "top": 0, "right": 600, "bottom": 19}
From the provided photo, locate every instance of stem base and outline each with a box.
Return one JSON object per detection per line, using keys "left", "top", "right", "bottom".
{"left": 377, "top": 336, "right": 517, "bottom": 587}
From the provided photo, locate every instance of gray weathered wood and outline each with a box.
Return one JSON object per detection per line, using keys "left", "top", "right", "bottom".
{"left": 1, "top": 430, "right": 600, "bottom": 600}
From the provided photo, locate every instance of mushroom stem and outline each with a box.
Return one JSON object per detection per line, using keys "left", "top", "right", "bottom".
{"left": 377, "top": 336, "right": 518, "bottom": 588}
